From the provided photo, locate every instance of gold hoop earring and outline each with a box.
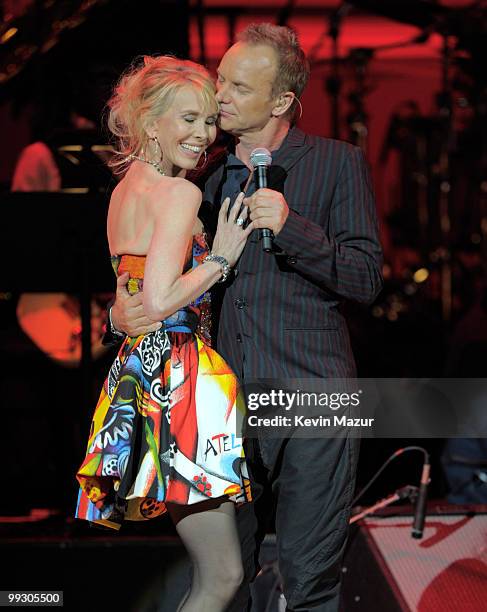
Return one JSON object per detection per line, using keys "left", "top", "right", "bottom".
{"left": 149, "top": 136, "right": 164, "bottom": 164}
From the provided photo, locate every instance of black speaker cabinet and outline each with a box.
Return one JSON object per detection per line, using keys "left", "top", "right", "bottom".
{"left": 0, "top": 524, "right": 280, "bottom": 612}
{"left": 1, "top": 527, "right": 191, "bottom": 612}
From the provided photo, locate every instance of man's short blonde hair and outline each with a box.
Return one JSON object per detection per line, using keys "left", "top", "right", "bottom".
{"left": 237, "top": 23, "right": 310, "bottom": 120}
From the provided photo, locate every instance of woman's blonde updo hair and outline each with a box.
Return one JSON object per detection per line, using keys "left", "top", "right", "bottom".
{"left": 107, "top": 55, "right": 218, "bottom": 173}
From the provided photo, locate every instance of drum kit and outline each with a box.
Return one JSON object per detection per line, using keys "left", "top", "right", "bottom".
{"left": 314, "top": 0, "right": 487, "bottom": 324}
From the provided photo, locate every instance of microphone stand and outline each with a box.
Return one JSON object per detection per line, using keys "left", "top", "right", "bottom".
{"left": 326, "top": 2, "right": 352, "bottom": 139}
{"left": 434, "top": 27, "right": 454, "bottom": 324}
{"left": 346, "top": 47, "right": 373, "bottom": 151}
{"left": 349, "top": 485, "right": 418, "bottom": 524}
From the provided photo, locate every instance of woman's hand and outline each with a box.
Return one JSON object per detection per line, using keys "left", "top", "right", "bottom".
{"left": 212, "top": 192, "right": 254, "bottom": 267}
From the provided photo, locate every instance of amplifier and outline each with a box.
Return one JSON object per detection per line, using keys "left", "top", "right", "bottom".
{"left": 340, "top": 506, "right": 487, "bottom": 612}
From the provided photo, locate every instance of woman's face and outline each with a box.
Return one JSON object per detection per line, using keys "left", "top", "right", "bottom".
{"left": 150, "top": 85, "right": 218, "bottom": 176}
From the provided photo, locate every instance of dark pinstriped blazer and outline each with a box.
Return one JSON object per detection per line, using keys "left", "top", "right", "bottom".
{"left": 201, "top": 127, "right": 383, "bottom": 380}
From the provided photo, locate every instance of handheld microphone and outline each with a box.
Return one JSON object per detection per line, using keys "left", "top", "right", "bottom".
{"left": 412, "top": 456, "right": 430, "bottom": 539}
{"left": 249, "top": 147, "right": 273, "bottom": 252}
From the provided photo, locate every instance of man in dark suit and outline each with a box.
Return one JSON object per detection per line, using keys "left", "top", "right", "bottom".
{"left": 110, "top": 23, "right": 382, "bottom": 611}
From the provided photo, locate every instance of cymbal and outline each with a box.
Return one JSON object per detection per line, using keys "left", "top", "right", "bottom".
{"left": 349, "top": 0, "right": 450, "bottom": 29}
{"left": 350, "top": 0, "right": 486, "bottom": 49}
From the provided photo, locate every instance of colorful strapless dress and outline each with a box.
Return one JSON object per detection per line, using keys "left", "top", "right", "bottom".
{"left": 75, "top": 233, "right": 251, "bottom": 530}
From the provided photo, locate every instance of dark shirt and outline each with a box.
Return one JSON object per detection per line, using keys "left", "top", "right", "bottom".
{"left": 220, "top": 153, "right": 252, "bottom": 202}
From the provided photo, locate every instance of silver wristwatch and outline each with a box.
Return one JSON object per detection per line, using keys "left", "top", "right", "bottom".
{"left": 203, "top": 253, "right": 232, "bottom": 283}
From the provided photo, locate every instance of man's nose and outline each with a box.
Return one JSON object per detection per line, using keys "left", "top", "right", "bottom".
{"left": 215, "top": 84, "right": 227, "bottom": 103}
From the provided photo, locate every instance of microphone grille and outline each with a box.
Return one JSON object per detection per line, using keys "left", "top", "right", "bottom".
{"left": 250, "top": 147, "right": 272, "bottom": 168}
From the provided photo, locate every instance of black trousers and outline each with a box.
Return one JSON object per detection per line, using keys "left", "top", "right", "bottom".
{"left": 226, "top": 435, "right": 359, "bottom": 612}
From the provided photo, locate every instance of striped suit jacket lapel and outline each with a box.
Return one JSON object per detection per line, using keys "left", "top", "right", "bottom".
{"left": 271, "top": 126, "right": 314, "bottom": 177}
{"left": 241, "top": 127, "right": 314, "bottom": 268}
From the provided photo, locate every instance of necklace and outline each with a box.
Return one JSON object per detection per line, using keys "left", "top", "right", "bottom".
{"left": 128, "top": 154, "right": 166, "bottom": 176}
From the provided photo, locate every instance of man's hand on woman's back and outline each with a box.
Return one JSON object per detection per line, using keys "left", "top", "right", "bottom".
{"left": 111, "top": 272, "right": 162, "bottom": 337}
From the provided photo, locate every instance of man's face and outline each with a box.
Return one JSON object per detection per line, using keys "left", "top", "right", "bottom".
{"left": 216, "top": 42, "right": 279, "bottom": 136}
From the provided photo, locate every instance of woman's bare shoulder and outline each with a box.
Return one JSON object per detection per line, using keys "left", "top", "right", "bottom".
{"left": 148, "top": 177, "right": 201, "bottom": 211}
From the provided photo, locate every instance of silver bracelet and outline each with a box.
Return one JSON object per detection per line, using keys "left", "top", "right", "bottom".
{"left": 108, "top": 306, "right": 126, "bottom": 339}
{"left": 203, "top": 253, "right": 232, "bottom": 283}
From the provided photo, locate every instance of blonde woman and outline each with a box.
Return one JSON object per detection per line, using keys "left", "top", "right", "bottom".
{"left": 75, "top": 56, "right": 253, "bottom": 612}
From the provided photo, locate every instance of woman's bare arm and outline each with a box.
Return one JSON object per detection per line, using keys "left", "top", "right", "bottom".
{"left": 142, "top": 179, "right": 222, "bottom": 321}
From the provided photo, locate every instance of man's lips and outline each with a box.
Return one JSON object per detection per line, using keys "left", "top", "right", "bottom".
{"left": 219, "top": 109, "right": 234, "bottom": 117}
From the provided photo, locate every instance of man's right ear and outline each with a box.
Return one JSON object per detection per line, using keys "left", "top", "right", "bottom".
{"left": 271, "top": 91, "right": 295, "bottom": 118}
